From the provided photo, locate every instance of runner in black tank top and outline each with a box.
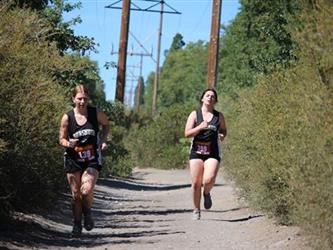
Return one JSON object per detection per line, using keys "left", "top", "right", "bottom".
{"left": 64, "top": 106, "right": 101, "bottom": 171}
{"left": 185, "top": 89, "right": 227, "bottom": 220}
{"left": 190, "top": 108, "right": 221, "bottom": 162}
{"left": 59, "top": 85, "right": 109, "bottom": 237}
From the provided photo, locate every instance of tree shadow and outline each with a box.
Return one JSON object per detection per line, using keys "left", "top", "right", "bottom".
{"left": 0, "top": 218, "right": 184, "bottom": 249}
{"left": 206, "top": 214, "right": 264, "bottom": 222}
{"left": 0, "top": 174, "right": 228, "bottom": 249}
{"left": 97, "top": 177, "right": 192, "bottom": 191}
{"left": 0, "top": 179, "right": 190, "bottom": 249}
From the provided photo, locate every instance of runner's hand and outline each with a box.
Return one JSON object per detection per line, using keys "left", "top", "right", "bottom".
{"left": 200, "top": 120, "right": 209, "bottom": 130}
{"left": 68, "top": 139, "right": 79, "bottom": 148}
{"left": 100, "top": 142, "right": 108, "bottom": 151}
{"left": 219, "top": 133, "right": 225, "bottom": 142}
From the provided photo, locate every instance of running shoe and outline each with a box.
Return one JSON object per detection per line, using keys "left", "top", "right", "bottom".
{"left": 192, "top": 209, "right": 201, "bottom": 220}
{"left": 203, "top": 192, "right": 212, "bottom": 209}
{"left": 71, "top": 220, "right": 82, "bottom": 238}
{"left": 83, "top": 208, "right": 94, "bottom": 231}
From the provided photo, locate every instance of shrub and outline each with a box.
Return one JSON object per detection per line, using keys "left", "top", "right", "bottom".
{"left": 122, "top": 104, "right": 192, "bottom": 170}
{"left": 224, "top": 1, "right": 333, "bottom": 248}
{"left": 0, "top": 7, "right": 68, "bottom": 218}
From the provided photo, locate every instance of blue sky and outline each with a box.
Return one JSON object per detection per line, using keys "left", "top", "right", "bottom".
{"left": 64, "top": 0, "right": 240, "bottom": 102}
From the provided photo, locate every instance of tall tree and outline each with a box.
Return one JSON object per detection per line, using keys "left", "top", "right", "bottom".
{"left": 218, "top": 0, "right": 299, "bottom": 94}
{"left": 158, "top": 40, "right": 208, "bottom": 108}
{"left": 165, "top": 33, "right": 185, "bottom": 55}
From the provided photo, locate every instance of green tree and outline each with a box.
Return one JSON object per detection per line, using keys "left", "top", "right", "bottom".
{"left": 223, "top": 0, "right": 333, "bottom": 248}
{"left": 165, "top": 33, "right": 185, "bottom": 55}
{"left": 42, "top": 0, "right": 97, "bottom": 54}
{"left": 11, "top": 0, "right": 49, "bottom": 10}
{"left": 218, "top": 0, "right": 299, "bottom": 95}
{"left": 142, "top": 72, "right": 155, "bottom": 114}
{"left": 158, "top": 40, "right": 208, "bottom": 108}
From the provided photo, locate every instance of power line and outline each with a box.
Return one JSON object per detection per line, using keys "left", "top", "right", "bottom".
{"left": 106, "top": 0, "right": 181, "bottom": 114}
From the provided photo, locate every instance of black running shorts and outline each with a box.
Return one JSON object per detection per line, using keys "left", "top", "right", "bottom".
{"left": 189, "top": 151, "right": 221, "bottom": 162}
{"left": 64, "top": 156, "right": 102, "bottom": 173}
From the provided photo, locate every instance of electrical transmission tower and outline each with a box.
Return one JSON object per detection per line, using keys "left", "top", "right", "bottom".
{"left": 106, "top": 0, "right": 181, "bottom": 115}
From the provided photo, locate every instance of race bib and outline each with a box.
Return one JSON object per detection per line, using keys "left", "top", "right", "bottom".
{"left": 74, "top": 144, "right": 95, "bottom": 162}
{"left": 194, "top": 141, "right": 211, "bottom": 155}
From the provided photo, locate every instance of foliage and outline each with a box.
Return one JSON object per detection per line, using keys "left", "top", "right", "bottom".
{"left": 134, "top": 76, "right": 145, "bottom": 111}
{"left": 165, "top": 33, "right": 185, "bottom": 55}
{"left": 223, "top": 0, "right": 333, "bottom": 248}
{"left": 0, "top": 2, "right": 116, "bottom": 224}
{"left": 0, "top": 7, "right": 68, "bottom": 218}
{"left": 42, "top": 0, "right": 98, "bottom": 54}
{"left": 95, "top": 100, "right": 154, "bottom": 177}
{"left": 287, "top": 1, "right": 333, "bottom": 248}
{"left": 8, "top": 0, "right": 97, "bottom": 55}
{"left": 122, "top": 104, "right": 192, "bottom": 170}
{"left": 96, "top": 101, "right": 129, "bottom": 177}
{"left": 218, "top": 0, "right": 299, "bottom": 96}
{"left": 54, "top": 54, "right": 106, "bottom": 103}
{"left": 142, "top": 72, "right": 155, "bottom": 115}
{"left": 10, "top": 0, "right": 50, "bottom": 10}
{"left": 157, "top": 40, "right": 208, "bottom": 109}
{"left": 129, "top": 37, "right": 209, "bottom": 172}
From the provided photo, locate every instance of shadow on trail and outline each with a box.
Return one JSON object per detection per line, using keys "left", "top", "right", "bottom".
{"left": 207, "top": 206, "right": 250, "bottom": 213}
{"left": 201, "top": 206, "right": 264, "bottom": 223}
{"left": 0, "top": 176, "right": 189, "bottom": 249}
{"left": 97, "top": 177, "right": 193, "bottom": 191}
{"left": 207, "top": 214, "right": 264, "bottom": 222}
{"left": 95, "top": 208, "right": 193, "bottom": 216}
{"left": 0, "top": 219, "right": 184, "bottom": 249}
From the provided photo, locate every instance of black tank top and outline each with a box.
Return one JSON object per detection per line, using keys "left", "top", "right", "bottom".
{"left": 191, "top": 108, "right": 220, "bottom": 156}
{"left": 65, "top": 106, "right": 99, "bottom": 161}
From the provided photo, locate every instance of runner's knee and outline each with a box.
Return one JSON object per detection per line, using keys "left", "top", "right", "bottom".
{"left": 192, "top": 180, "right": 202, "bottom": 190}
{"left": 72, "top": 190, "right": 81, "bottom": 201}
{"left": 203, "top": 176, "right": 215, "bottom": 186}
{"left": 81, "top": 181, "right": 93, "bottom": 196}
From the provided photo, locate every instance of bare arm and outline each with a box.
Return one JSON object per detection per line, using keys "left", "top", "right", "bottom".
{"left": 218, "top": 112, "right": 227, "bottom": 141}
{"left": 59, "top": 114, "right": 78, "bottom": 148}
{"left": 184, "top": 111, "right": 208, "bottom": 138}
{"left": 97, "top": 110, "right": 109, "bottom": 151}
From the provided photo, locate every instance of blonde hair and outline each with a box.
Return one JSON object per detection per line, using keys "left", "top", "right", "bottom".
{"left": 72, "top": 84, "right": 89, "bottom": 97}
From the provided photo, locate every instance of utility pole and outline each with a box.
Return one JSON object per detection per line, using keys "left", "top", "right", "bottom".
{"left": 135, "top": 76, "right": 144, "bottom": 112}
{"left": 207, "top": 0, "right": 222, "bottom": 89}
{"left": 106, "top": 0, "right": 180, "bottom": 114}
{"left": 152, "top": 1, "right": 163, "bottom": 116}
{"left": 111, "top": 48, "right": 152, "bottom": 79}
{"left": 111, "top": 47, "right": 151, "bottom": 107}
{"left": 115, "top": 0, "right": 131, "bottom": 103}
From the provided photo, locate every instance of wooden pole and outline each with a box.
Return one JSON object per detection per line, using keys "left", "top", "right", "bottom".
{"left": 152, "top": 1, "right": 164, "bottom": 116}
{"left": 207, "top": 0, "right": 222, "bottom": 89}
{"left": 115, "top": 0, "right": 131, "bottom": 102}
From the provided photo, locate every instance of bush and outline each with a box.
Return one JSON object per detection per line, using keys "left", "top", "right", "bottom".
{"left": 122, "top": 104, "right": 192, "bottom": 170}
{"left": 0, "top": 7, "right": 68, "bottom": 218}
{"left": 224, "top": 1, "right": 333, "bottom": 248}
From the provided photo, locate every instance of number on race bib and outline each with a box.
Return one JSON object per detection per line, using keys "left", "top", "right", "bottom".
{"left": 194, "top": 142, "right": 211, "bottom": 155}
{"left": 74, "top": 144, "right": 95, "bottom": 162}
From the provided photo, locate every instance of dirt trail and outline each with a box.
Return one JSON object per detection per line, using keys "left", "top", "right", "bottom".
{"left": 0, "top": 168, "right": 311, "bottom": 250}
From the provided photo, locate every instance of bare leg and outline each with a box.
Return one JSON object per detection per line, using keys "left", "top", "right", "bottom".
{"left": 67, "top": 171, "right": 83, "bottom": 221}
{"left": 203, "top": 158, "right": 219, "bottom": 195}
{"left": 67, "top": 171, "right": 83, "bottom": 237}
{"left": 189, "top": 159, "right": 204, "bottom": 210}
{"left": 81, "top": 167, "right": 98, "bottom": 209}
{"left": 81, "top": 167, "right": 98, "bottom": 231}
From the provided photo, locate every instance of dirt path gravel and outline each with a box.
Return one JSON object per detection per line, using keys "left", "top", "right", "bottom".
{"left": 0, "top": 168, "right": 311, "bottom": 250}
